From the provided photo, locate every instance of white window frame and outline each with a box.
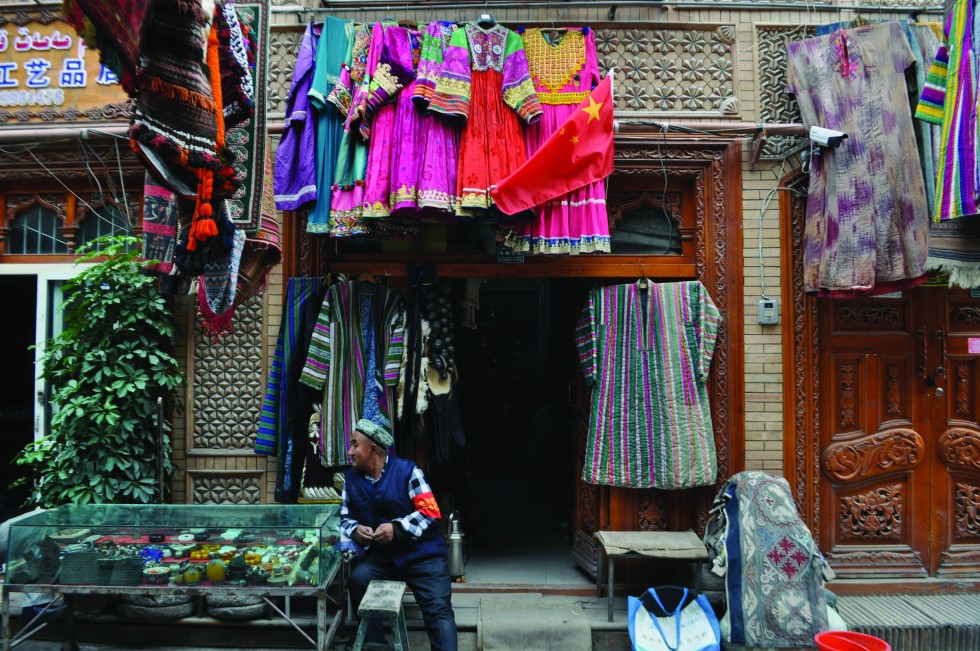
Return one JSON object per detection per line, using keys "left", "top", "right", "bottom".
{"left": 0, "top": 262, "right": 93, "bottom": 441}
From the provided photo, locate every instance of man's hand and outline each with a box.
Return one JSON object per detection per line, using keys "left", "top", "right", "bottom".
{"left": 354, "top": 525, "right": 374, "bottom": 545}
{"left": 372, "top": 523, "right": 395, "bottom": 545}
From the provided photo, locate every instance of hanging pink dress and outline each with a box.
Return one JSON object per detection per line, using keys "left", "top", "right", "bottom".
{"left": 412, "top": 21, "right": 461, "bottom": 216}
{"left": 507, "top": 27, "right": 611, "bottom": 254}
{"left": 358, "top": 23, "right": 417, "bottom": 219}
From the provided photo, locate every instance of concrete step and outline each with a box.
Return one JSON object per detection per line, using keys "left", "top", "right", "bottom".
{"left": 9, "top": 591, "right": 980, "bottom": 650}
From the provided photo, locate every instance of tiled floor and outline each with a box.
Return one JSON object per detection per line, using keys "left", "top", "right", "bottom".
{"left": 457, "top": 475, "right": 592, "bottom": 587}
{"left": 462, "top": 524, "right": 589, "bottom": 585}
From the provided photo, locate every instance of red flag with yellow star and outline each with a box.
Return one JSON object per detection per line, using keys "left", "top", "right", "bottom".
{"left": 490, "top": 72, "right": 615, "bottom": 216}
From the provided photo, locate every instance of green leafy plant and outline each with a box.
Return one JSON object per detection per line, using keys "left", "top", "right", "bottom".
{"left": 13, "top": 236, "right": 184, "bottom": 506}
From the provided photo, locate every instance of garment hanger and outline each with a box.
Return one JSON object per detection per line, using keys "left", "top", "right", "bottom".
{"left": 357, "top": 271, "right": 377, "bottom": 284}
{"left": 477, "top": 1, "right": 495, "bottom": 29}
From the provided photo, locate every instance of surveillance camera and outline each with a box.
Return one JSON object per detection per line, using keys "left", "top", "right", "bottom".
{"left": 809, "top": 126, "right": 848, "bottom": 149}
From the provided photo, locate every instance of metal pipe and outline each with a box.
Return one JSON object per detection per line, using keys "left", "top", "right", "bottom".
{"left": 0, "top": 124, "right": 129, "bottom": 144}
{"left": 272, "top": 1, "right": 941, "bottom": 14}
{"left": 0, "top": 122, "right": 284, "bottom": 144}
{"left": 615, "top": 120, "right": 807, "bottom": 137}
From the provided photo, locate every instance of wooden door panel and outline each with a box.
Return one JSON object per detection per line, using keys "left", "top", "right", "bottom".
{"left": 936, "top": 469, "right": 980, "bottom": 576}
{"left": 934, "top": 309, "right": 980, "bottom": 576}
{"left": 830, "top": 301, "right": 912, "bottom": 336}
{"left": 824, "top": 476, "right": 929, "bottom": 578}
{"left": 819, "top": 297, "right": 931, "bottom": 578}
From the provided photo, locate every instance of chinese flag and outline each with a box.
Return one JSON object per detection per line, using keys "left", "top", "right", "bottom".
{"left": 490, "top": 72, "right": 615, "bottom": 216}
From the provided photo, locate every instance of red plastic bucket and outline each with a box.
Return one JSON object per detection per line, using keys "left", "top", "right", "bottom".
{"left": 814, "top": 631, "right": 891, "bottom": 651}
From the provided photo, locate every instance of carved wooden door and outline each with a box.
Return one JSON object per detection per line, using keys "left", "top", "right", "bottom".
{"left": 818, "top": 287, "right": 980, "bottom": 578}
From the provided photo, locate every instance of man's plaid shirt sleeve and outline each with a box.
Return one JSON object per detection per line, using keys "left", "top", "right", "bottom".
{"left": 392, "top": 466, "right": 439, "bottom": 539}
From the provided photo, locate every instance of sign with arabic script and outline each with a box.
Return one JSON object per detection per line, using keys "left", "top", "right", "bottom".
{"left": 0, "top": 20, "right": 129, "bottom": 122}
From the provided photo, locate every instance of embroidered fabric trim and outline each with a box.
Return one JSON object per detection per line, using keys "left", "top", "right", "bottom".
{"left": 523, "top": 28, "right": 586, "bottom": 94}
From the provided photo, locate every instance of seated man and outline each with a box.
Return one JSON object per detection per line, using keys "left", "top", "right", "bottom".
{"left": 340, "top": 419, "right": 457, "bottom": 651}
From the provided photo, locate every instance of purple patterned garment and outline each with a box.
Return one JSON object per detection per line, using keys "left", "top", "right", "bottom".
{"left": 273, "top": 22, "right": 319, "bottom": 211}
{"left": 786, "top": 22, "right": 929, "bottom": 297}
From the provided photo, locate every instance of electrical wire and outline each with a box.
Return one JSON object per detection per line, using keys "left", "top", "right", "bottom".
{"left": 23, "top": 145, "right": 134, "bottom": 243}
{"left": 114, "top": 138, "right": 134, "bottom": 229}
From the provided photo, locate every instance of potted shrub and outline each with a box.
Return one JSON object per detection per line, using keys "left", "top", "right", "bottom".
{"left": 14, "top": 236, "right": 184, "bottom": 506}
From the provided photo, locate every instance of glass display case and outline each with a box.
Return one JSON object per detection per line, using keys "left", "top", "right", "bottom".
{"left": 3, "top": 504, "right": 341, "bottom": 590}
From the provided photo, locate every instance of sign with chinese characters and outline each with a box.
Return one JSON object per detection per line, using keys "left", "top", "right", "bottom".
{"left": 0, "top": 19, "right": 129, "bottom": 121}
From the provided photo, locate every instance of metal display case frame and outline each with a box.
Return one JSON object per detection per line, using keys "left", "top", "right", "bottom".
{"left": 2, "top": 504, "right": 344, "bottom": 651}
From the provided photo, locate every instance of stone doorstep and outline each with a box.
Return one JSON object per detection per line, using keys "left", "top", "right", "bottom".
{"left": 12, "top": 591, "right": 980, "bottom": 650}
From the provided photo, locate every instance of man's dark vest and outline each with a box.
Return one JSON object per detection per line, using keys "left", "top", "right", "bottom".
{"left": 345, "top": 457, "right": 446, "bottom": 568}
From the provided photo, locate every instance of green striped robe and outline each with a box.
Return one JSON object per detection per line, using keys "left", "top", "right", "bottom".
{"left": 576, "top": 280, "right": 722, "bottom": 489}
{"left": 300, "top": 275, "right": 405, "bottom": 464}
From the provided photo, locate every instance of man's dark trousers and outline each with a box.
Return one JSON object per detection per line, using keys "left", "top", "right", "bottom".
{"left": 349, "top": 553, "right": 457, "bottom": 651}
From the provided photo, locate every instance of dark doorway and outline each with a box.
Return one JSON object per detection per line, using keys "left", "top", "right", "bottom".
{"left": 0, "top": 275, "right": 37, "bottom": 521}
{"left": 451, "top": 278, "right": 588, "bottom": 586}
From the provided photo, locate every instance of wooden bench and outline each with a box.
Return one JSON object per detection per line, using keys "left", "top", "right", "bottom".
{"left": 594, "top": 530, "right": 709, "bottom": 622}
{"left": 351, "top": 580, "right": 410, "bottom": 651}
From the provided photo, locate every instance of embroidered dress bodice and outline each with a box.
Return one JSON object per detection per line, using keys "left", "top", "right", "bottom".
{"left": 467, "top": 23, "right": 508, "bottom": 72}
{"left": 523, "top": 28, "right": 588, "bottom": 104}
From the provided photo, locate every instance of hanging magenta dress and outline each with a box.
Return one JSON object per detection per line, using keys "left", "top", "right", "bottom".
{"left": 507, "top": 27, "right": 611, "bottom": 254}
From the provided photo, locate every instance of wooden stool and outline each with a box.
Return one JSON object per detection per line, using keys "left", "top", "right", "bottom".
{"left": 351, "top": 580, "right": 410, "bottom": 651}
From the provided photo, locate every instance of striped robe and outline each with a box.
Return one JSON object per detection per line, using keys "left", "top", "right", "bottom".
{"left": 254, "top": 276, "right": 326, "bottom": 502}
{"left": 915, "top": 0, "right": 978, "bottom": 221}
{"left": 299, "top": 275, "right": 405, "bottom": 465}
{"left": 575, "top": 280, "right": 722, "bottom": 489}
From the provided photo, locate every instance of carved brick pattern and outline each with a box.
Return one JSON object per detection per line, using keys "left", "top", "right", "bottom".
{"left": 822, "top": 429, "right": 924, "bottom": 483}
{"left": 594, "top": 25, "right": 737, "bottom": 115}
{"left": 192, "top": 475, "right": 263, "bottom": 505}
{"left": 268, "top": 29, "right": 306, "bottom": 117}
{"left": 756, "top": 25, "right": 815, "bottom": 160}
{"left": 638, "top": 491, "right": 666, "bottom": 531}
{"left": 839, "top": 485, "right": 902, "bottom": 540}
{"left": 955, "top": 364, "right": 971, "bottom": 417}
{"left": 838, "top": 306, "right": 901, "bottom": 329}
{"left": 953, "top": 306, "right": 980, "bottom": 326}
{"left": 192, "top": 294, "right": 265, "bottom": 449}
{"left": 954, "top": 483, "right": 980, "bottom": 539}
{"left": 886, "top": 365, "right": 901, "bottom": 417}
{"left": 939, "top": 428, "right": 980, "bottom": 470}
{"left": 839, "top": 362, "right": 856, "bottom": 429}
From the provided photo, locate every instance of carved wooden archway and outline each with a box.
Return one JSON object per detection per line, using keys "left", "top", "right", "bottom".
{"left": 284, "top": 135, "right": 746, "bottom": 579}
{"left": 571, "top": 136, "right": 745, "bottom": 574}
